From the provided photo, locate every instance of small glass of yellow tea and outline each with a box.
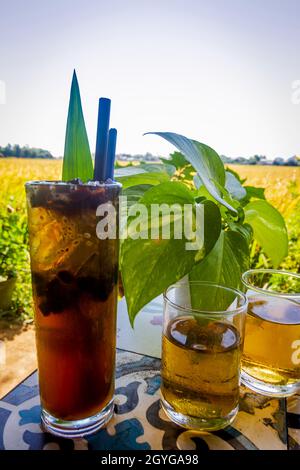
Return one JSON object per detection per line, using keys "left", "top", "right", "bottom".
{"left": 241, "top": 269, "right": 300, "bottom": 397}
{"left": 161, "top": 281, "right": 247, "bottom": 431}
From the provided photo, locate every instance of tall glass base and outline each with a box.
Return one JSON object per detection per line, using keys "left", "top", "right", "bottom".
{"left": 41, "top": 399, "right": 114, "bottom": 438}
{"left": 161, "top": 397, "right": 238, "bottom": 432}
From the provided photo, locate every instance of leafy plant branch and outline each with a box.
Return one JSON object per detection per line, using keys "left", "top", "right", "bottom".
{"left": 117, "top": 132, "right": 288, "bottom": 325}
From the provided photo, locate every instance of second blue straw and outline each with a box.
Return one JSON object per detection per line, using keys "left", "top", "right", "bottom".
{"left": 94, "top": 97, "right": 117, "bottom": 181}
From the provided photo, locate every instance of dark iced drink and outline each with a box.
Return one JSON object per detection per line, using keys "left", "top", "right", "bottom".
{"left": 25, "top": 180, "right": 121, "bottom": 437}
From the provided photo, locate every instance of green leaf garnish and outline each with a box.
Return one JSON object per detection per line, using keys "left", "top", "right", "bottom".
{"left": 117, "top": 131, "right": 289, "bottom": 325}
{"left": 62, "top": 70, "right": 93, "bottom": 182}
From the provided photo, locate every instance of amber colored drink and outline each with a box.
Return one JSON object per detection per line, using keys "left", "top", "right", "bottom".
{"left": 25, "top": 181, "right": 121, "bottom": 436}
{"left": 161, "top": 316, "right": 241, "bottom": 429}
{"left": 242, "top": 297, "right": 300, "bottom": 387}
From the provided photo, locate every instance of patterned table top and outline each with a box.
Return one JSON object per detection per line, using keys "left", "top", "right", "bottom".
{"left": 1, "top": 296, "right": 300, "bottom": 450}
{"left": 0, "top": 348, "right": 300, "bottom": 450}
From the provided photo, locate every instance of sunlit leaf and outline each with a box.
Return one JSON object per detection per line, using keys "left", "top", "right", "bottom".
{"left": 244, "top": 200, "right": 288, "bottom": 267}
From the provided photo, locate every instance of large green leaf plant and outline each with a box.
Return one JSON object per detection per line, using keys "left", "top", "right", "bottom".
{"left": 118, "top": 132, "right": 288, "bottom": 325}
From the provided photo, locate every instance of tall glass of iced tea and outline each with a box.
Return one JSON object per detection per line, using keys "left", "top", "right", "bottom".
{"left": 25, "top": 180, "right": 121, "bottom": 437}
{"left": 241, "top": 269, "right": 300, "bottom": 397}
{"left": 161, "top": 281, "right": 247, "bottom": 431}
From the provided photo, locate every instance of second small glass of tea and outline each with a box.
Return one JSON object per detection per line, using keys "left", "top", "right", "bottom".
{"left": 161, "top": 281, "right": 247, "bottom": 431}
{"left": 241, "top": 269, "right": 300, "bottom": 397}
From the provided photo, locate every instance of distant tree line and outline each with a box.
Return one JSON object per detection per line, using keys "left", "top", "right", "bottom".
{"left": 0, "top": 145, "right": 299, "bottom": 165}
{"left": 0, "top": 144, "right": 53, "bottom": 159}
{"left": 119, "top": 152, "right": 300, "bottom": 166}
{"left": 221, "top": 154, "right": 300, "bottom": 166}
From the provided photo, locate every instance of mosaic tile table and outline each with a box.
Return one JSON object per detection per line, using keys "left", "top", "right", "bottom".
{"left": 1, "top": 298, "right": 300, "bottom": 450}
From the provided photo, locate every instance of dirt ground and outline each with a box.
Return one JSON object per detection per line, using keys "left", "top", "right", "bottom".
{"left": 0, "top": 321, "right": 37, "bottom": 398}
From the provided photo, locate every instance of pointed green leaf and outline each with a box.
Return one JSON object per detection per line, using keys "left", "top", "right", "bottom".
{"left": 146, "top": 132, "right": 236, "bottom": 213}
{"left": 62, "top": 71, "right": 93, "bottom": 182}
{"left": 244, "top": 200, "right": 288, "bottom": 267}
{"left": 193, "top": 140, "right": 225, "bottom": 186}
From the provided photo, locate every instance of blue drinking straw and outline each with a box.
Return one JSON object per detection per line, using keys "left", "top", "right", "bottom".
{"left": 94, "top": 97, "right": 111, "bottom": 181}
{"left": 105, "top": 128, "right": 117, "bottom": 179}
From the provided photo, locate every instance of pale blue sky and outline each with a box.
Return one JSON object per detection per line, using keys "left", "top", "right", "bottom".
{"left": 0, "top": 0, "right": 299, "bottom": 159}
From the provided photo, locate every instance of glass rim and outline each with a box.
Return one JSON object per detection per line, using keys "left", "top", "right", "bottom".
{"left": 25, "top": 180, "right": 122, "bottom": 189}
{"left": 163, "top": 281, "right": 248, "bottom": 315}
{"left": 242, "top": 269, "right": 300, "bottom": 298}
